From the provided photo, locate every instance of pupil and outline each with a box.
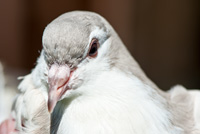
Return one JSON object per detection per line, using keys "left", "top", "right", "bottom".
{"left": 89, "top": 44, "right": 97, "bottom": 55}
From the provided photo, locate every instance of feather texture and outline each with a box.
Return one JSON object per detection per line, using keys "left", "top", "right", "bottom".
{"left": 0, "top": 63, "right": 18, "bottom": 124}
{"left": 12, "top": 88, "right": 50, "bottom": 134}
{"left": 0, "top": 11, "right": 199, "bottom": 134}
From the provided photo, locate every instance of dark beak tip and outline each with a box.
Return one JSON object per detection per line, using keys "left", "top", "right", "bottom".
{"left": 47, "top": 98, "right": 57, "bottom": 113}
{"left": 47, "top": 100, "right": 53, "bottom": 113}
{"left": 48, "top": 105, "right": 52, "bottom": 113}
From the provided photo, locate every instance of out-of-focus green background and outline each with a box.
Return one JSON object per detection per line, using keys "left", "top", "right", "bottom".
{"left": 0, "top": 0, "right": 199, "bottom": 90}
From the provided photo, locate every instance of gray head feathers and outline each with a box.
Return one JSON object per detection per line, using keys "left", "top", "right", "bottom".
{"left": 42, "top": 11, "right": 111, "bottom": 68}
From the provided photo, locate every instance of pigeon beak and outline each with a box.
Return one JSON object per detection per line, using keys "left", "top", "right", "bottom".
{"left": 48, "top": 64, "right": 71, "bottom": 113}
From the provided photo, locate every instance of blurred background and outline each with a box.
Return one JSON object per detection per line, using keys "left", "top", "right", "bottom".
{"left": 0, "top": 0, "right": 199, "bottom": 90}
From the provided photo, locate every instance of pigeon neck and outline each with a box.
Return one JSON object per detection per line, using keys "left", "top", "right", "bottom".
{"left": 110, "top": 34, "right": 160, "bottom": 90}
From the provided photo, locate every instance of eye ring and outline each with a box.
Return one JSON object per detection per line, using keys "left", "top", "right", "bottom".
{"left": 88, "top": 38, "right": 99, "bottom": 58}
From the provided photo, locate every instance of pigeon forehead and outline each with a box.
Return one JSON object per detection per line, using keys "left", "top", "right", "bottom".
{"left": 43, "top": 21, "right": 91, "bottom": 61}
{"left": 42, "top": 11, "right": 108, "bottom": 66}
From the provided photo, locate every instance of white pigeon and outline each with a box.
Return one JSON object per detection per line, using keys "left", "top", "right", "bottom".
{"left": 0, "top": 63, "right": 18, "bottom": 124}
{"left": 0, "top": 85, "right": 50, "bottom": 134}
{"left": 13, "top": 88, "right": 50, "bottom": 134}
{"left": 2, "top": 11, "right": 200, "bottom": 134}
{"left": 0, "top": 63, "right": 50, "bottom": 134}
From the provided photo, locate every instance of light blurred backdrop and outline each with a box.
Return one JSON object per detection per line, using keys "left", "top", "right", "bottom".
{"left": 0, "top": 0, "right": 199, "bottom": 90}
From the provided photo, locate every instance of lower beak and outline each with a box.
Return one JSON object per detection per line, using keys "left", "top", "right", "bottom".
{"left": 47, "top": 64, "right": 70, "bottom": 113}
{"left": 47, "top": 85, "right": 62, "bottom": 113}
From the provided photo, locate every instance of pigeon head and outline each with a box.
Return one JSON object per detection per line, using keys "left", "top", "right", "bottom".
{"left": 42, "top": 11, "right": 118, "bottom": 112}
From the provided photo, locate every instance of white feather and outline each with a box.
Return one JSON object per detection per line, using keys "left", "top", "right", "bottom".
{"left": 0, "top": 63, "right": 17, "bottom": 124}
{"left": 188, "top": 90, "right": 200, "bottom": 129}
{"left": 56, "top": 69, "right": 183, "bottom": 134}
{"left": 0, "top": 63, "right": 5, "bottom": 123}
{"left": 13, "top": 88, "right": 50, "bottom": 134}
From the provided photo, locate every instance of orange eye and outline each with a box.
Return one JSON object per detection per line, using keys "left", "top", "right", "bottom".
{"left": 88, "top": 38, "right": 99, "bottom": 57}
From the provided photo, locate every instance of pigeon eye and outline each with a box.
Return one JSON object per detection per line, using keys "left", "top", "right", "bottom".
{"left": 88, "top": 38, "right": 99, "bottom": 57}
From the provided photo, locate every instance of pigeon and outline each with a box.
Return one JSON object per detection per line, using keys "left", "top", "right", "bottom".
{"left": 13, "top": 88, "right": 50, "bottom": 134}
{"left": 1, "top": 11, "right": 200, "bottom": 134}
{"left": 0, "top": 85, "right": 50, "bottom": 134}
{"left": 0, "top": 63, "right": 18, "bottom": 124}
{"left": 42, "top": 11, "right": 200, "bottom": 134}
{"left": 0, "top": 63, "right": 50, "bottom": 134}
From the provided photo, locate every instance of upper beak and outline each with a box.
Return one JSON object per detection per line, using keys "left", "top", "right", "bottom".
{"left": 48, "top": 64, "right": 71, "bottom": 113}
